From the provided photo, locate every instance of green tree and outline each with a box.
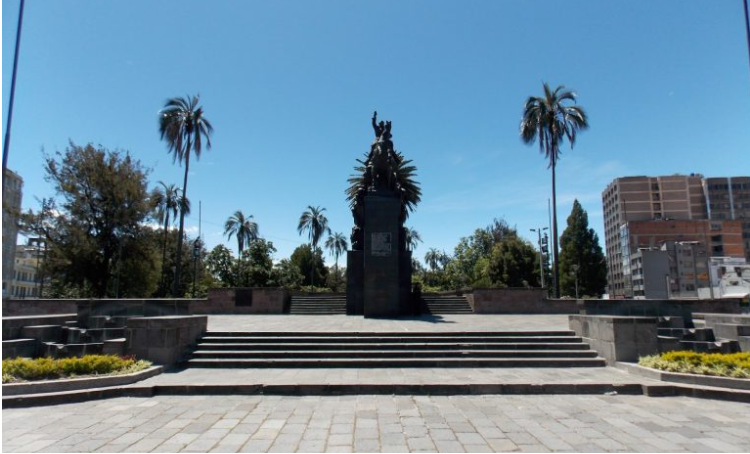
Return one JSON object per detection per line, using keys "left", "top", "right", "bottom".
{"left": 404, "top": 227, "right": 422, "bottom": 252}
{"left": 241, "top": 238, "right": 276, "bottom": 287}
{"left": 424, "top": 248, "right": 441, "bottom": 271}
{"left": 272, "top": 258, "right": 304, "bottom": 289}
{"left": 39, "top": 142, "right": 153, "bottom": 297}
{"left": 325, "top": 232, "right": 348, "bottom": 289}
{"left": 150, "top": 181, "right": 189, "bottom": 295}
{"left": 290, "top": 244, "right": 328, "bottom": 288}
{"left": 205, "top": 245, "right": 236, "bottom": 287}
{"left": 159, "top": 94, "right": 213, "bottom": 296}
{"left": 559, "top": 200, "right": 607, "bottom": 297}
{"left": 520, "top": 83, "right": 588, "bottom": 298}
{"left": 224, "top": 210, "right": 259, "bottom": 284}
{"left": 297, "top": 206, "right": 330, "bottom": 286}
{"left": 486, "top": 237, "right": 540, "bottom": 288}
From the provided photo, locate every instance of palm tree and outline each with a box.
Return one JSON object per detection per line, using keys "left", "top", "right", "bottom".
{"left": 224, "top": 210, "right": 259, "bottom": 284}
{"left": 425, "top": 248, "right": 441, "bottom": 272}
{"left": 325, "top": 232, "right": 348, "bottom": 289}
{"left": 151, "top": 182, "right": 189, "bottom": 295}
{"left": 159, "top": 94, "right": 213, "bottom": 295}
{"left": 404, "top": 227, "right": 422, "bottom": 252}
{"left": 520, "top": 82, "right": 588, "bottom": 298}
{"left": 297, "top": 206, "right": 330, "bottom": 287}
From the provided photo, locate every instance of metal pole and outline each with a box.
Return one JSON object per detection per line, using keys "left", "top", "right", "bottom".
{"left": 538, "top": 229, "right": 544, "bottom": 288}
{"left": 743, "top": 0, "right": 750, "bottom": 83}
{"left": 3, "top": 0, "right": 26, "bottom": 186}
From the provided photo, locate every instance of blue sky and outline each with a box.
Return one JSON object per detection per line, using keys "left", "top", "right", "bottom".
{"left": 3, "top": 1, "right": 750, "bottom": 266}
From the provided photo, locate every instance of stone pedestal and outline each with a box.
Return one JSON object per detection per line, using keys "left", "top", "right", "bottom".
{"left": 363, "top": 195, "right": 401, "bottom": 317}
{"left": 346, "top": 251, "right": 364, "bottom": 315}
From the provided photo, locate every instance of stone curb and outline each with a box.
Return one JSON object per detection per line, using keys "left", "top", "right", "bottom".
{"left": 4, "top": 381, "right": 750, "bottom": 408}
{"left": 1, "top": 366, "right": 163, "bottom": 396}
{"left": 616, "top": 362, "right": 750, "bottom": 390}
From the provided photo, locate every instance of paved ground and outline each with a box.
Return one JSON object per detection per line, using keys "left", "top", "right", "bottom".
{"left": 137, "top": 367, "right": 656, "bottom": 387}
{"left": 4, "top": 394, "right": 750, "bottom": 453}
{"left": 207, "top": 315, "right": 570, "bottom": 332}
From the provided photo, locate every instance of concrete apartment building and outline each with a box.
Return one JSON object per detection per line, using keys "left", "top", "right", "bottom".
{"left": 2, "top": 169, "right": 23, "bottom": 298}
{"left": 704, "top": 176, "right": 750, "bottom": 262}
{"left": 602, "top": 174, "right": 748, "bottom": 297}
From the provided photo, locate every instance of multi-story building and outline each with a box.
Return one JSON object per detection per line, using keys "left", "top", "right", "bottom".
{"left": 9, "top": 242, "right": 45, "bottom": 298}
{"left": 602, "top": 175, "right": 708, "bottom": 296}
{"left": 704, "top": 177, "right": 750, "bottom": 262}
{"left": 602, "top": 174, "right": 748, "bottom": 297}
{"left": 2, "top": 169, "right": 23, "bottom": 298}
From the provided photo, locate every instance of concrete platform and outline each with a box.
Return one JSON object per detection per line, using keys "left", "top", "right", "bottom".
{"left": 207, "top": 314, "right": 570, "bottom": 332}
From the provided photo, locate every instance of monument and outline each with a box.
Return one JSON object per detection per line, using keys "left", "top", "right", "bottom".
{"left": 346, "top": 112, "right": 420, "bottom": 317}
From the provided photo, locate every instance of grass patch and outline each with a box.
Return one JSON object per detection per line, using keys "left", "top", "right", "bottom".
{"left": 639, "top": 351, "right": 750, "bottom": 379}
{"left": 2, "top": 355, "right": 152, "bottom": 384}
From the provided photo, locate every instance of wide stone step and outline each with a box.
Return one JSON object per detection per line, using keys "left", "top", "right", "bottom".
{"left": 195, "top": 342, "right": 592, "bottom": 351}
{"left": 186, "top": 357, "right": 606, "bottom": 368}
{"left": 191, "top": 349, "right": 600, "bottom": 359}
{"left": 204, "top": 330, "right": 577, "bottom": 337}
{"left": 200, "top": 336, "right": 582, "bottom": 345}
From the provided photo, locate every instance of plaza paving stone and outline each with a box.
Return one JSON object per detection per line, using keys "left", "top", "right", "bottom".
{"left": 4, "top": 394, "right": 750, "bottom": 452}
{"left": 206, "top": 314, "right": 570, "bottom": 332}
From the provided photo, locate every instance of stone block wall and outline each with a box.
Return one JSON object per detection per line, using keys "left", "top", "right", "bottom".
{"left": 577, "top": 299, "right": 742, "bottom": 326}
{"left": 471, "top": 288, "right": 576, "bottom": 314}
{"left": 569, "top": 315, "right": 659, "bottom": 364}
{"left": 200, "top": 288, "right": 289, "bottom": 314}
{"left": 2, "top": 299, "right": 79, "bottom": 316}
{"left": 125, "top": 315, "right": 207, "bottom": 368}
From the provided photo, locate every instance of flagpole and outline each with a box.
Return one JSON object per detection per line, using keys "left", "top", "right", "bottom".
{"left": 3, "top": 0, "right": 26, "bottom": 186}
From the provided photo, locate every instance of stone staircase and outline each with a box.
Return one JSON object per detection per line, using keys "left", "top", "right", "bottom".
{"left": 185, "top": 330, "right": 606, "bottom": 368}
{"left": 288, "top": 294, "right": 346, "bottom": 315}
{"left": 421, "top": 294, "right": 473, "bottom": 314}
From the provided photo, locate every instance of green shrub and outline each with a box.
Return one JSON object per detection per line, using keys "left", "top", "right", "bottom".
{"left": 2, "top": 355, "right": 151, "bottom": 383}
{"left": 639, "top": 351, "right": 750, "bottom": 378}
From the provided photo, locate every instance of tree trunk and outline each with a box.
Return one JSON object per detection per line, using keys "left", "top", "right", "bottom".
{"left": 160, "top": 212, "right": 169, "bottom": 295}
{"left": 173, "top": 139, "right": 191, "bottom": 296}
{"left": 551, "top": 158, "right": 560, "bottom": 299}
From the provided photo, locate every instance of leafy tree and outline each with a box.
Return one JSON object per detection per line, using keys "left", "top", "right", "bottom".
{"left": 151, "top": 181, "right": 189, "bottom": 295}
{"left": 486, "top": 236, "right": 540, "bottom": 288}
{"left": 272, "top": 258, "right": 304, "bottom": 289}
{"left": 159, "top": 94, "right": 213, "bottom": 296}
{"left": 241, "top": 238, "right": 276, "bottom": 287}
{"left": 297, "top": 206, "right": 330, "bottom": 286}
{"left": 325, "top": 232, "right": 348, "bottom": 290}
{"left": 424, "top": 248, "right": 441, "bottom": 272}
{"left": 520, "top": 83, "right": 588, "bottom": 297}
{"left": 290, "top": 244, "right": 328, "bottom": 288}
{"left": 206, "top": 245, "right": 236, "bottom": 287}
{"left": 559, "top": 200, "right": 607, "bottom": 297}
{"left": 38, "top": 142, "right": 153, "bottom": 297}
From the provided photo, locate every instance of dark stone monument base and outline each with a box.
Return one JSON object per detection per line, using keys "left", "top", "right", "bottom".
{"left": 346, "top": 251, "right": 364, "bottom": 315}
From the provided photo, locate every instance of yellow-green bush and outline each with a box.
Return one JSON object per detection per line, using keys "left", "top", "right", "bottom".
{"left": 639, "top": 351, "right": 750, "bottom": 378}
{"left": 2, "top": 355, "right": 151, "bottom": 383}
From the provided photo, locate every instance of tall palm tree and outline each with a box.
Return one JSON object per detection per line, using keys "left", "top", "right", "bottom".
{"left": 520, "top": 82, "right": 588, "bottom": 298}
{"left": 224, "top": 210, "right": 259, "bottom": 256}
{"left": 404, "top": 227, "right": 422, "bottom": 252}
{"left": 425, "top": 248, "right": 441, "bottom": 272}
{"left": 151, "top": 182, "right": 189, "bottom": 295}
{"left": 297, "top": 206, "right": 330, "bottom": 287}
{"left": 224, "top": 210, "right": 259, "bottom": 284}
{"left": 325, "top": 232, "right": 348, "bottom": 289}
{"left": 159, "top": 94, "right": 213, "bottom": 295}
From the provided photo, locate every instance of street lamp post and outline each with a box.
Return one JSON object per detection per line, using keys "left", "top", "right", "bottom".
{"left": 530, "top": 227, "right": 549, "bottom": 289}
{"left": 3, "top": 0, "right": 26, "bottom": 186}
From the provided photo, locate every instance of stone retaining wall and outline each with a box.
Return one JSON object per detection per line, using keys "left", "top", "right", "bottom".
{"left": 569, "top": 315, "right": 659, "bottom": 364}
{"left": 125, "top": 315, "right": 207, "bottom": 368}
{"left": 577, "top": 299, "right": 742, "bottom": 325}
{"left": 201, "top": 288, "right": 289, "bottom": 314}
{"left": 2, "top": 299, "right": 78, "bottom": 316}
{"left": 471, "top": 288, "right": 576, "bottom": 314}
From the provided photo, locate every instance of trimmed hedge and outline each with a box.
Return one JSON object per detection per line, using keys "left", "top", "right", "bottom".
{"left": 639, "top": 351, "right": 750, "bottom": 379}
{"left": 2, "top": 355, "right": 151, "bottom": 383}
